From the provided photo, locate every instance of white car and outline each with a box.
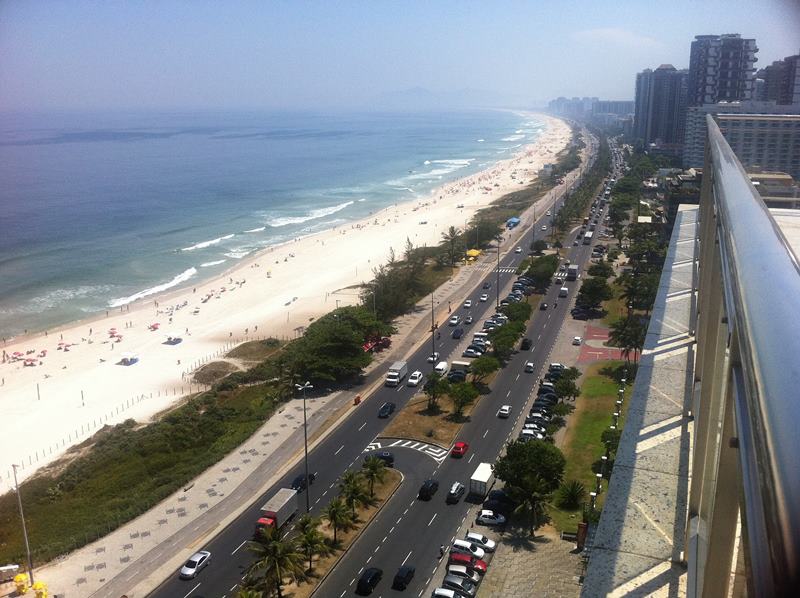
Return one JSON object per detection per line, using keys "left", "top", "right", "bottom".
{"left": 541, "top": 225, "right": 547, "bottom": 231}
{"left": 452, "top": 539, "right": 485, "bottom": 560}
{"left": 546, "top": 210, "right": 551, "bottom": 216}
{"left": 515, "top": 246, "right": 522, "bottom": 254}
{"left": 497, "top": 405, "right": 511, "bottom": 418}
{"left": 427, "top": 352, "right": 440, "bottom": 363}
{"left": 449, "top": 315, "right": 460, "bottom": 326}
{"left": 479, "top": 293, "right": 489, "bottom": 302}
{"left": 179, "top": 550, "right": 211, "bottom": 579}
{"left": 573, "top": 336, "right": 583, "bottom": 345}
{"left": 465, "top": 532, "right": 496, "bottom": 552}
{"left": 476, "top": 510, "right": 506, "bottom": 526}
{"left": 463, "top": 300, "right": 472, "bottom": 308}
{"left": 524, "top": 362, "right": 535, "bottom": 373}
{"left": 407, "top": 371, "right": 423, "bottom": 387}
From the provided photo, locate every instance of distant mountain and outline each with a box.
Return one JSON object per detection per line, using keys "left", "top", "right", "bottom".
{"left": 370, "top": 87, "right": 533, "bottom": 111}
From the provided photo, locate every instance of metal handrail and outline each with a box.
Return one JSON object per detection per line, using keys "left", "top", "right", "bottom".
{"left": 705, "top": 114, "right": 800, "bottom": 592}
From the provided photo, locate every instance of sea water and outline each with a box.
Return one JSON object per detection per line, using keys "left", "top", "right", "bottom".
{"left": 0, "top": 110, "right": 544, "bottom": 337}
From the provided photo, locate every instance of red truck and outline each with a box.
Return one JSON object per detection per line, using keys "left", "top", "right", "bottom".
{"left": 255, "top": 488, "right": 299, "bottom": 536}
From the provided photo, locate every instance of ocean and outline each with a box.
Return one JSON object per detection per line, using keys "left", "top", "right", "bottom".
{"left": 0, "top": 109, "right": 544, "bottom": 337}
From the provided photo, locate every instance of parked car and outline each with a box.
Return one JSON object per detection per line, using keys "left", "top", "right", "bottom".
{"left": 447, "top": 553, "right": 487, "bottom": 575}
{"left": 476, "top": 510, "right": 507, "bottom": 526}
{"left": 418, "top": 479, "right": 440, "bottom": 500}
{"left": 497, "top": 405, "right": 511, "bottom": 418}
{"left": 407, "top": 370, "right": 423, "bottom": 386}
{"left": 462, "top": 348, "right": 481, "bottom": 358}
{"left": 378, "top": 401, "right": 396, "bottom": 418}
{"left": 447, "top": 370, "right": 467, "bottom": 383}
{"left": 451, "top": 441, "right": 469, "bottom": 457}
{"left": 392, "top": 565, "right": 415, "bottom": 590}
{"left": 573, "top": 336, "right": 583, "bottom": 345}
{"left": 451, "top": 539, "right": 485, "bottom": 560}
{"left": 179, "top": 550, "right": 211, "bottom": 579}
{"left": 447, "top": 565, "right": 481, "bottom": 585}
{"left": 465, "top": 532, "right": 496, "bottom": 552}
{"left": 291, "top": 472, "right": 317, "bottom": 491}
{"left": 447, "top": 481, "right": 466, "bottom": 504}
{"left": 356, "top": 567, "right": 383, "bottom": 595}
{"left": 452, "top": 327, "right": 464, "bottom": 339}
{"left": 367, "top": 451, "right": 394, "bottom": 467}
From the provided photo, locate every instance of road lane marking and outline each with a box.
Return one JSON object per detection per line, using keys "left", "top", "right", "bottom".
{"left": 468, "top": 453, "right": 474, "bottom": 464}
{"left": 358, "top": 422, "right": 367, "bottom": 431}
{"left": 515, "top": 374, "right": 520, "bottom": 381}
{"left": 383, "top": 535, "right": 388, "bottom": 543}
{"left": 230, "top": 583, "right": 238, "bottom": 592}
{"left": 506, "top": 390, "right": 511, "bottom": 397}
{"left": 335, "top": 444, "right": 344, "bottom": 455}
{"left": 390, "top": 526, "right": 395, "bottom": 534}
{"left": 402, "top": 549, "right": 413, "bottom": 566}
{"left": 231, "top": 539, "right": 247, "bottom": 555}
{"left": 182, "top": 582, "right": 201, "bottom": 598}
{"left": 428, "top": 513, "right": 437, "bottom": 526}
{"left": 483, "top": 429, "right": 488, "bottom": 438}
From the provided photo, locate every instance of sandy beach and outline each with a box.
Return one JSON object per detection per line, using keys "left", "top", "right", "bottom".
{"left": 0, "top": 113, "right": 570, "bottom": 492}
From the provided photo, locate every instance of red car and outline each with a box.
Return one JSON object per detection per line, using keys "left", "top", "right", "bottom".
{"left": 451, "top": 441, "right": 469, "bottom": 457}
{"left": 448, "top": 552, "right": 487, "bottom": 575}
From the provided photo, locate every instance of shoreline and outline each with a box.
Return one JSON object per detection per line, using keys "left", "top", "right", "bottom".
{"left": 0, "top": 112, "right": 571, "bottom": 490}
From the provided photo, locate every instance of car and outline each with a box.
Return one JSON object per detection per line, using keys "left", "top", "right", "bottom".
{"left": 447, "top": 565, "right": 481, "bottom": 585}
{"left": 447, "top": 552, "right": 488, "bottom": 575}
{"left": 378, "top": 401, "right": 396, "bottom": 418}
{"left": 447, "top": 481, "right": 466, "bottom": 504}
{"left": 486, "top": 489, "right": 514, "bottom": 507}
{"left": 451, "top": 441, "right": 469, "bottom": 457}
{"left": 519, "top": 429, "right": 545, "bottom": 441}
{"left": 427, "top": 351, "right": 440, "bottom": 363}
{"left": 499, "top": 300, "right": 510, "bottom": 307}
{"left": 515, "top": 246, "right": 522, "bottom": 253}
{"left": 541, "top": 225, "right": 547, "bottom": 231}
{"left": 431, "top": 589, "right": 458, "bottom": 598}
{"left": 549, "top": 363, "right": 565, "bottom": 372}
{"left": 451, "top": 539, "right": 485, "bottom": 560}
{"left": 520, "top": 337, "right": 532, "bottom": 350}
{"left": 479, "top": 293, "right": 489, "bottom": 302}
{"left": 573, "top": 240, "right": 579, "bottom": 246}
{"left": 418, "top": 479, "right": 439, "bottom": 500}
{"left": 497, "top": 405, "right": 511, "bottom": 418}
{"left": 367, "top": 451, "right": 394, "bottom": 467}
{"left": 449, "top": 315, "right": 460, "bottom": 326}
{"left": 465, "top": 531, "right": 497, "bottom": 552}
{"left": 554, "top": 277, "right": 563, "bottom": 285}
{"left": 179, "top": 550, "right": 211, "bottom": 579}
{"left": 482, "top": 499, "right": 511, "bottom": 516}
{"left": 540, "top": 302, "right": 548, "bottom": 310}
{"left": 451, "top": 327, "right": 464, "bottom": 340}
{"left": 356, "top": 567, "right": 383, "bottom": 595}
{"left": 407, "top": 370, "right": 423, "bottom": 386}
{"left": 527, "top": 412, "right": 551, "bottom": 424}
{"left": 463, "top": 299, "right": 472, "bottom": 309}
{"left": 524, "top": 362, "right": 535, "bottom": 373}
{"left": 573, "top": 336, "right": 583, "bottom": 345}
{"left": 291, "top": 472, "right": 317, "bottom": 491}
{"left": 462, "top": 348, "right": 481, "bottom": 358}
{"left": 447, "top": 370, "right": 467, "bottom": 383}
{"left": 482, "top": 282, "right": 491, "bottom": 289}
{"left": 392, "top": 565, "right": 415, "bottom": 590}
{"left": 467, "top": 343, "right": 485, "bottom": 352}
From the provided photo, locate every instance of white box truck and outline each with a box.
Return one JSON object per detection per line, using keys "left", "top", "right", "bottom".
{"left": 566, "top": 264, "right": 579, "bottom": 281}
{"left": 385, "top": 361, "right": 408, "bottom": 386}
{"left": 469, "top": 463, "right": 495, "bottom": 498}
{"left": 255, "top": 488, "right": 298, "bottom": 535}
{"left": 451, "top": 360, "right": 472, "bottom": 373}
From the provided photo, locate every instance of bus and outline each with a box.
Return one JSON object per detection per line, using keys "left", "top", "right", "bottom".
{"left": 583, "top": 231, "right": 594, "bottom": 245}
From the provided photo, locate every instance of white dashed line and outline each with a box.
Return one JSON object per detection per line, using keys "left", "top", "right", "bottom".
{"left": 335, "top": 445, "right": 344, "bottom": 455}
{"left": 468, "top": 453, "right": 474, "bottom": 463}
{"left": 182, "top": 583, "right": 201, "bottom": 598}
{"left": 231, "top": 539, "right": 247, "bottom": 555}
{"left": 483, "top": 429, "right": 488, "bottom": 438}
{"left": 358, "top": 422, "right": 367, "bottom": 431}
{"left": 428, "top": 513, "right": 437, "bottom": 526}
{"left": 402, "top": 549, "right": 413, "bottom": 566}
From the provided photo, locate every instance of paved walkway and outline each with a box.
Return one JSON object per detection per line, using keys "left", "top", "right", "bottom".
{"left": 578, "top": 324, "right": 625, "bottom": 363}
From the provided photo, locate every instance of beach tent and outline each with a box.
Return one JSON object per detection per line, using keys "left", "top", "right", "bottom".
{"left": 120, "top": 352, "right": 139, "bottom": 366}
{"left": 506, "top": 216, "right": 521, "bottom": 229}
{"left": 465, "top": 249, "right": 481, "bottom": 258}
{"left": 164, "top": 332, "right": 183, "bottom": 345}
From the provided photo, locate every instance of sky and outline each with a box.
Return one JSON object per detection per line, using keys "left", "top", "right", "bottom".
{"left": 0, "top": 0, "right": 798, "bottom": 112}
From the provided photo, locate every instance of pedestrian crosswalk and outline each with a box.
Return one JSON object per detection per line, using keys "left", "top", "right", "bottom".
{"left": 367, "top": 437, "right": 450, "bottom": 463}
{"left": 493, "top": 267, "right": 517, "bottom": 273}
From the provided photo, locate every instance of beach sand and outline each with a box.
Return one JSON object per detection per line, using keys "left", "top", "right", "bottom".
{"left": 0, "top": 113, "right": 571, "bottom": 491}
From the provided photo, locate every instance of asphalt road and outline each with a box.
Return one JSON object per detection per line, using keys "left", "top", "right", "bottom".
{"left": 149, "top": 144, "right": 605, "bottom": 598}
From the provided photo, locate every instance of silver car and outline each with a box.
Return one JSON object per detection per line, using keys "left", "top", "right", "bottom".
{"left": 179, "top": 550, "right": 210, "bottom": 579}
{"left": 443, "top": 573, "right": 477, "bottom": 597}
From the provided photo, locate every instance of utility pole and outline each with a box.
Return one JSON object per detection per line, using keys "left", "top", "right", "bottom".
{"left": 294, "top": 381, "right": 313, "bottom": 513}
{"left": 12, "top": 464, "right": 34, "bottom": 585}
{"left": 495, "top": 235, "right": 501, "bottom": 309}
{"left": 430, "top": 292, "right": 436, "bottom": 369}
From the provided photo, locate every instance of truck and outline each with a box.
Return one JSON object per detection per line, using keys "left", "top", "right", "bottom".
{"left": 255, "top": 488, "right": 298, "bottom": 535}
{"left": 451, "top": 360, "right": 472, "bottom": 373}
{"left": 385, "top": 360, "right": 408, "bottom": 387}
{"left": 469, "top": 462, "right": 495, "bottom": 498}
{"left": 566, "top": 264, "right": 580, "bottom": 281}
{"left": 583, "top": 231, "right": 594, "bottom": 245}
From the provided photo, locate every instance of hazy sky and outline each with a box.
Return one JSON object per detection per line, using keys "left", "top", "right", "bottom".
{"left": 1, "top": 0, "right": 798, "bottom": 111}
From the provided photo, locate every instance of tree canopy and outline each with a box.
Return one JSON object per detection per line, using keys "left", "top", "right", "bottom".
{"left": 493, "top": 439, "right": 565, "bottom": 493}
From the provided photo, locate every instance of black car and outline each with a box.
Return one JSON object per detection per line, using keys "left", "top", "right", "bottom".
{"left": 392, "top": 565, "right": 416, "bottom": 590}
{"left": 482, "top": 281, "right": 492, "bottom": 289}
{"left": 452, "top": 327, "right": 464, "bottom": 339}
{"left": 540, "top": 302, "right": 548, "bottom": 310}
{"left": 418, "top": 479, "right": 439, "bottom": 500}
{"left": 366, "top": 451, "right": 395, "bottom": 467}
{"left": 378, "top": 402, "right": 396, "bottom": 418}
{"left": 520, "top": 338, "right": 533, "bottom": 350}
{"left": 447, "top": 370, "right": 467, "bottom": 383}
{"left": 291, "top": 472, "right": 316, "bottom": 491}
{"left": 356, "top": 567, "right": 383, "bottom": 595}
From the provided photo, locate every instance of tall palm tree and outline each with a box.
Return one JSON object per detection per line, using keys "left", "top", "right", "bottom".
{"left": 298, "top": 522, "right": 329, "bottom": 572}
{"left": 236, "top": 589, "right": 264, "bottom": 598}
{"left": 339, "top": 470, "right": 370, "bottom": 517}
{"left": 295, "top": 513, "right": 317, "bottom": 536}
{"left": 322, "top": 497, "right": 351, "bottom": 544}
{"left": 441, "top": 225, "right": 462, "bottom": 265}
{"left": 508, "top": 475, "right": 552, "bottom": 538}
{"left": 361, "top": 456, "right": 387, "bottom": 497}
{"left": 245, "top": 526, "right": 306, "bottom": 598}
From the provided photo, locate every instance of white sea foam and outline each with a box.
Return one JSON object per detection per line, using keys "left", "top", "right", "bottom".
{"left": 424, "top": 160, "right": 431, "bottom": 165}
{"left": 358, "top": 198, "right": 366, "bottom": 202}
{"left": 224, "top": 249, "right": 251, "bottom": 259}
{"left": 267, "top": 200, "right": 354, "bottom": 227}
{"left": 501, "top": 134, "right": 525, "bottom": 142}
{"left": 0, "top": 285, "right": 115, "bottom": 315}
{"left": 181, "top": 234, "right": 234, "bottom": 251}
{"left": 431, "top": 159, "right": 475, "bottom": 166}
{"left": 244, "top": 226, "right": 266, "bottom": 233}
{"left": 108, "top": 268, "right": 198, "bottom": 307}
{"left": 477, "top": 139, "right": 484, "bottom": 142}
{"left": 200, "top": 260, "right": 226, "bottom": 267}
{"left": 515, "top": 129, "right": 523, "bottom": 133}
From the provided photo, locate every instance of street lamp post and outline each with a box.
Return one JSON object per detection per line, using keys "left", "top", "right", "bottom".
{"left": 430, "top": 292, "right": 436, "bottom": 369}
{"left": 294, "top": 381, "right": 313, "bottom": 513}
{"left": 495, "top": 235, "right": 501, "bottom": 309}
{"left": 11, "top": 464, "right": 34, "bottom": 585}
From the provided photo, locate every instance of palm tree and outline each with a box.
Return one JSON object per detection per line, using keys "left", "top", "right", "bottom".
{"left": 339, "top": 470, "right": 370, "bottom": 517}
{"left": 508, "top": 475, "right": 552, "bottom": 538}
{"left": 322, "top": 497, "right": 351, "bottom": 544}
{"left": 441, "top": 225, "right": 462, "bottom": 265}
{"left": 556, "top": 480, "right": 587, "bottom": 510}
{"left": 236, "top": 588, "right": 264, "bottom": 598}
{"left": 295, "top": 513, "right": 317, "bottom": 536}
{"left": 297, "top": 520, "right": 329, "bottom": 572}
{"left": 361, "top": 456, "right": 387, "bottom": 497}
{"left": 245, "top": 526, "right": 306, "bottom": 598}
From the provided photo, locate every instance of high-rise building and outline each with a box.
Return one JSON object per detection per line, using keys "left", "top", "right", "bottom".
{"left": 757, "top": 53, "right": 800, "bottom": 105}
{"left": 633, "top": 65, "right": 689, "bottom": 151}
{"left": 687, "top": 34, "right": 758, "bottom": 106}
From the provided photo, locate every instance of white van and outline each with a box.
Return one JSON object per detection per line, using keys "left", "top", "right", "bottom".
{"left": 473, "top": 332, "right": 490, "bottom": 344}
{"left": 434, "top": 361, "right": 450, "bottom": 376}
{"left": 559, "top": 286, "right": 569, "bottom": 298}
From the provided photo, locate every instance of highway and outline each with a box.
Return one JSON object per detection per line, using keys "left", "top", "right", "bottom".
{"left": 149, "top": 139, "right": 604, "bottom": 598}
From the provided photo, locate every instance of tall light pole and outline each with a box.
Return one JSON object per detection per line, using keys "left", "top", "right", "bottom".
{"left": 12, "top": 464, "right": 34, "bottom": 584}
{"left": 294, "top": 381, "right": 313, "bottom": 513}
{"left": 495, "top": 234, "right": 501, "bottom": 309}
{"left": 430, "top": 292, "right": 436, "bottom": 369}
